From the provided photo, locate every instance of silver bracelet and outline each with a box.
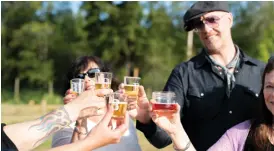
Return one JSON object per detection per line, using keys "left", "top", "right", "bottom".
{"left": 173, "top": 141, "right": 191, "bottom": 151}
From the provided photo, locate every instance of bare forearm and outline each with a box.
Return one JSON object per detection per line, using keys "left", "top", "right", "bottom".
{"left": 4, "top": 104, "right": 80, "bottom": 151}
{"left": 136, "top": 110, "right": 151, "bottom": 124}
{"left": 169, "top": 125, "right": 196, "bottom": 151}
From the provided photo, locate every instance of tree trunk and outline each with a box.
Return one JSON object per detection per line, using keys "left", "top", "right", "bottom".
{"left": 14, "top": 77, "right": 20, "bottom": 103}
{"left": 48, "top": 80, "right": 53, "bottom": 97}
{"left": 134, "top": 67, "right": 139, "bottom": 77}
{"left": 187, "top": 30, "right": 194, "bottom": 60}
{"left": 126, "top": 60, "right": 131, "bottom": 76}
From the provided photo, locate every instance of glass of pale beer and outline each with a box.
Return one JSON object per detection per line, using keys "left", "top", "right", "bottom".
{"left": 151, "top": 91, "right": 176, "bottom": 113}
{"left": 95, "top": 72, "right": 112, "bottom": 90}
{"left": 70, "top": 78, "right": 85, "bottom": 95}
{"left": 124, "top": 76, "right": 140, "bottom": 97}
{"left": 108, "top": 92, "right": 128, "bottom": 119}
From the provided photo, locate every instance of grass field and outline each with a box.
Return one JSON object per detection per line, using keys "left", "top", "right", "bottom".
{"left": 1, "top": 104, "right": 173, "bottom": 151}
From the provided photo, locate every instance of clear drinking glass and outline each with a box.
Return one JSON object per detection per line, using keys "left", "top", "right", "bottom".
{"left": 70, "top": 78, "right": 85, "bottom": 95}
{"left": 95, "top": 72, "right": 112, "bottom": 90}
{"left": 107, "top": 92, "right": 128, "bottom": 119}
{"left": 151, "top": 91, "right": 176, "bottom": 113}
{"left": 124, "top": 76, "right": 141, "bottom": 97}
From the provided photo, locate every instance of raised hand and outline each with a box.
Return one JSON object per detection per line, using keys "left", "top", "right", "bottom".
{"left": 119, "top": 84, "right": 151, "bottom": 124}
{"left": 66, "top": 89, "right": 112, "bottom": 120}
{"left": 150, "top": 101, "right": 182, "bottom": 135}
{"left": 84, "top": 105, "right": 129, "bottom": 148}
{"left": 63, "top": 89, "right": 77, "bottom": 104}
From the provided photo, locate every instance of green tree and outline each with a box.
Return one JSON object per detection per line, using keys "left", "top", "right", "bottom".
{"left": 10, "top": 22, "right": 54, "bottom": 102}
{"left": 48, "top": 3, "right": 89, "bottom": 94}
{"left": 252, "top": 2, "right": 274, "bottom": 61}
{"left": 33, "top": 1, "right": 90, "bottom": 94}
{"left": 1, "top": 2, "right": 43, "bottom": 102}
{"left": 231, "top": 1, "right": 274, "bottom": 61}
{"left": 82, "top": 2, "right": 146, "bottom": 79}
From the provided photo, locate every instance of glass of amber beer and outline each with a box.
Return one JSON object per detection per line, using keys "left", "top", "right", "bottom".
{"left": 151, "top": 91, "right": 176, "bottom": 113}
{"left": 70, "top": 78, "right": 85, "bottom": 95}
{"left": 95, "top": 72, "right": 112, "bottom": 90}
{"left": 108, "top": 92, "right": 128, "bottom": 119}
{"left": 124, "top": 76, "right": 141, "bottom": 97}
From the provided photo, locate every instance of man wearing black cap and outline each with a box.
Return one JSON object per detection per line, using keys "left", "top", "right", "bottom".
{"left": 135, "top": 1, "right": 265, "bottom": 151}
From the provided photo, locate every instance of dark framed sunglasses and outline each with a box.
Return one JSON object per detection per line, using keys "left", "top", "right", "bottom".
{"left": 75, "top": 68, "right": 100, "bottom": 79}
{"left": 194, "top": 14, "right": 227, "bottom": 32}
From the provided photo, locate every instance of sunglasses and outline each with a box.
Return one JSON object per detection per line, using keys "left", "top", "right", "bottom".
{"left": 75, "top": 68, "right": 100, "bottom": 79}
{"left": 194, "top": 14, "right": 227, "bottom": 32}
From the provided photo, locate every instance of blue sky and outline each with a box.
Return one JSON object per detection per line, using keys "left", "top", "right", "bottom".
{"left": 70, "top": 1, "right": 82, "bottom": 14}
{"left": 69, "top": 1, "right": 175, "bottom": 14}
{"left": 70, "top": 1, "right": 125, "bottom": 14}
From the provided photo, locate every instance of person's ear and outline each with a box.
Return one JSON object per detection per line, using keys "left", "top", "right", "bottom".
{"left": 228, "top": 13, "right": 233, "bottom": 28}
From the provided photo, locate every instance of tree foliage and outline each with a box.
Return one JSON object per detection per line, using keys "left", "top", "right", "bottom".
{"left": 1, "top": 1, "right": 273, "bottom": 103}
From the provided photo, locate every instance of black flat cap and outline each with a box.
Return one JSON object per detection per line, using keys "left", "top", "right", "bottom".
{"left": 183, "top": 1, "right": 229, "bottom": 31}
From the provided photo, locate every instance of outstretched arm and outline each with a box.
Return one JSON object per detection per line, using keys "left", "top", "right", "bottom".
{"left": 3, "top": 89, "right": 111, "bottom": 151}
{"left": 49, "top": 105, "right": 129, "bottom": 151}
{"left": 150, "top": 103, "right": 196, "bottom": 151}
{"left": 136, "top": 67, "right": 187, "bottom": 148}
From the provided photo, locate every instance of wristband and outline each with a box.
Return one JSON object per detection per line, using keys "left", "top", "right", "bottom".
{"left": 173, "top": 141, "right": 191, "bottom": 151}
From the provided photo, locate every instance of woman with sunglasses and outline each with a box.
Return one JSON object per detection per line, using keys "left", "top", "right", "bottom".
{"left": 51, "top": 56, "right": 141, "bottom": 151}
{"left": 151, "top": 57, "right": 274, "bottom": 151}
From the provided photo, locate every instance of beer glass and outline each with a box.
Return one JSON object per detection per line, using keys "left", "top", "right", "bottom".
{"left": 124, "top": 76, "right": 141, "bottom": 97}
{"left": 151, "top": 91, "right": 176, "bottom": 113}
{"left": 95, "top": 72, "right": 112, "bottom": 90}
{"left": 108, "top": 92, "right": 128, "bottom": 119}
{"left": 70, "top": 78, "right": 85, "bottom": 95}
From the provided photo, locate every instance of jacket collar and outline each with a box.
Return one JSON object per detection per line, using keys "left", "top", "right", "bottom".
{"left": 194, "top": 45, "right": 259, "bottom": 69}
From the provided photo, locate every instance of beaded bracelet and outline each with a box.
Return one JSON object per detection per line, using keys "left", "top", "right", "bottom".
{"left": 173, "top": 141, "right": 191, "bottom": 151}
